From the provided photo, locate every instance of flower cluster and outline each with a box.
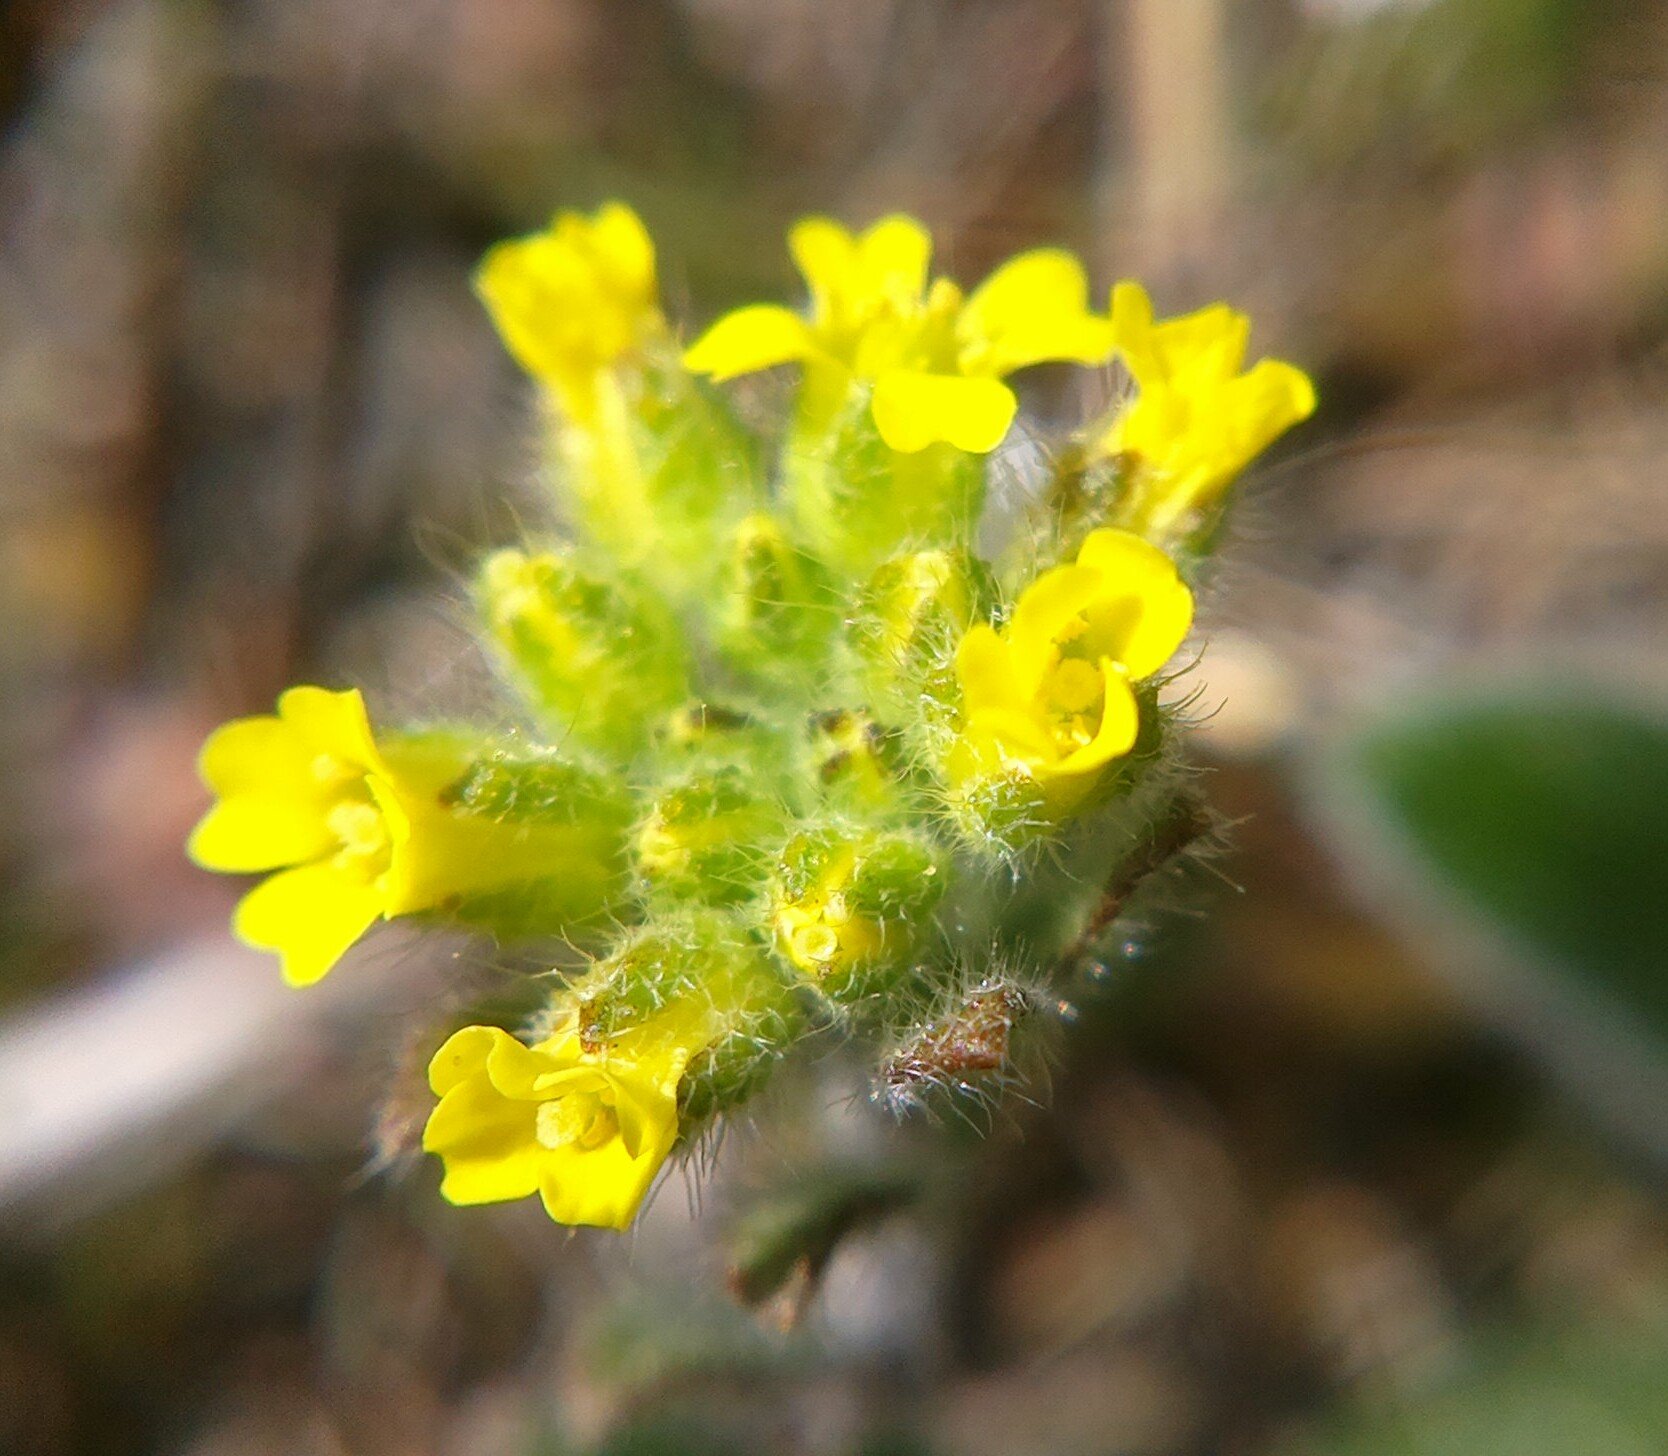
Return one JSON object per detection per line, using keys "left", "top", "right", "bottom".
{"left": 189, "top": 202, "right": 1314, "bottom": 1229}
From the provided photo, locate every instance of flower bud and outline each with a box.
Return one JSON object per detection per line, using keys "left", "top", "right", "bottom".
{"left": 875, "top": 980, "right": 1030, "bottom": 1112}
{"left": 634, "top": 768, "right": 785, "bottom": 907}
{"left": 477, "top": 547, "right": 687, "bottom": 756}
{"left": 770, "top": 825, "right": 945, "bottom": 997}
{"left": 848, "top": 548, "right": 987, "bottom": 728}
{"left": 714, "top": 513, "right": 835, "bottom": 683}
{"left": 807, "top": 710, "right": 904, "bottom": 814}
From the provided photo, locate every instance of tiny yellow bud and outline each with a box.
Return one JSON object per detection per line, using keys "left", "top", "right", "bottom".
{"left": 770, "top": 827, "right": 944, "bottom": 996}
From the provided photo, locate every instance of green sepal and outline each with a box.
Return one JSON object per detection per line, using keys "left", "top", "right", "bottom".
{"left": 630, "top": 353, "right": 764, "bottom": 599}
{"left": 382, "top": 732, "right": 638, "bottom": 941}
{"left": 807, "top": 710, "right": 910, "bottom": 817}
{"left": 711, "top": 513, "right": 839, "bottom": 695}
{"left": 848, "top": 548, "right": 991, "bottom": 734}
{"left": 476, "top": 547, "right": 689, "bottom": 757}
{"left": 634, "top": 767, "right": 788, "bottom": 908}
{"left": 787, "top": 387, "right": 986, "bottom": 581}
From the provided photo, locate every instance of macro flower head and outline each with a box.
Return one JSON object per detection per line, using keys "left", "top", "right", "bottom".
{"left": 684, "top": 214, "right": 1114, "bottom": 454}
{"left": 476, "top": 201, "right": 662, "bottom": 413}
{"left": 422, "top": 1000, "right": 715, "bottom": 1229}
{"left": 183, "top": 198, "right": 1317, "bottom": 1238}
{"left": 1096, "top": 281, "right": 1316, "bottom": 537}
{"left": 949, "top": 529, "right": 1193, "bottom": 811}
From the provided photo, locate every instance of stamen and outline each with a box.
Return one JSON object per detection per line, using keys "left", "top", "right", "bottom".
{"left": 536, "top": 1092, "right": 619, "bottom": 1152}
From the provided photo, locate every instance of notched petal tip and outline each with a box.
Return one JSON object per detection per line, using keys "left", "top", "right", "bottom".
{"left": 427, "top": 1025, "right": 508, "bottom": 1096}
{"left": 232, "top": 863, "right": 383, "bottom": 988}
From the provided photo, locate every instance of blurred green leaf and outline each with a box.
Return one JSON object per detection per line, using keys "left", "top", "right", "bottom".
{"left": 1326, "top": 684, "right": 1668, "bottom": 1045}
{"left": 726, "top": 1167, "right": 918, "bottom": 1311}
{"left": 1281, "top": 1323, "right": 1668, "bottom": 1456}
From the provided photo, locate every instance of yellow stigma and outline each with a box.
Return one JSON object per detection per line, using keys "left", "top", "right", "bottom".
{"left": 326, "top": 798, "right": 391, "bottom": 873}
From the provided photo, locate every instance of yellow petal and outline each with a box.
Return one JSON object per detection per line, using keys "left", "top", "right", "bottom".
{"left": 1152, "top": 302, "right": 1249, "bottom": 379}
{"left": 276, "top": 686, "right": 382, "bottom": 773}
{"left": 1230, "top": 358, "right": 1317, "bottom": 452}
{"left": 1051, "top": 662, "right": 1139, "bottom": 779}
{"left": 853, "top": 215, "right": 933, "bottom": 309}
{"left": 1073, "top": 529, "right": 1194, "bottom": 680}
{"left": 535, "top": 1101, "right": 678, "bottom": 1230}
{"left": 1108, "top": 280, "right": 1158, "bottom": 379}
{"left": 587, "top": 201, "right": 656, "bottom": 305}
{"left": 427, "top": 1025, "right": 502, "bottom": 1096}
{"left": 605, "top": 1074, "right": 664, "bottom": 1161}
{"left": 964, "top": 705, "right": 1063, "bottom": 766}
{"left": 187, "top": 798, "right": 336, "bottom": 873}
{"left": 422, "top": 1072, "right": 543, "bottom": 1205}
{"left": 493, "top": 1045, "right": 592, "bottom": 1101}
{"left": 1006, "top": 564, "right": 1105, "bottom": 691}
{"left": 232, "top": 863, "right": 383, "bottom": 986}
{"left": 473, "top": 204, "right": 661, "bottom": 397}
{"left": 960, "top": 248, "right": 1113, "bottom": 376}
{"left": 683, "top": 304, "right": 814, "bottom": 381}
{"left": 1112, "top": 282, "right": 1247, "bottom": 387}
{"left": 788, "top": 216, "right": 858, "bottom": 316}
{"left": 197, "top": 714, "right": 316, "bottom": 800}
{"left": 870, "top": 370, "right": 1016, "bottom": 454}
{"left": 475, "top": 234, "right": 580, "bottom": 383}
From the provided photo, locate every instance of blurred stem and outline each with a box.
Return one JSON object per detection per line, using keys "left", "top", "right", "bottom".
{"left": 726, "top": 1166, "right": 920, "bottom": 1320}
{"left": 1066, "top": 791, "right": 1214, "bottom": 963}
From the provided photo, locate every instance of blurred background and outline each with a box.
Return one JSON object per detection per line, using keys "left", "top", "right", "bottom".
{"left": 3, "top": 0, "right": 1668, "bottom": 1452}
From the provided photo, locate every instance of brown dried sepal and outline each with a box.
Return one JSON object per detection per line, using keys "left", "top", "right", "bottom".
{"left": 879, "top": 983, "right": 1029, "bottom": 1093}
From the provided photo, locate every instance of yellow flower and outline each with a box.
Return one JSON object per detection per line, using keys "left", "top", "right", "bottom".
{"left": 189, "top": 687, "right": 418, "bottom": 985}
{"left": 684, "top": 215, "right": 1113, "bottom": 454}
{"left": 422, "top": 1003, "right": 712, "bottom": 1229}
{"left": 476, "top": 201, "right": 661, "bottom": 413}
{"left": 1097, "top": 281, "right": 1316, "bottom": 536}
{"left": 949, "top": 529, "right": 1193, "bottom": 809}
{"left": 189, "top": 687, "right": 621, "bottom": 986}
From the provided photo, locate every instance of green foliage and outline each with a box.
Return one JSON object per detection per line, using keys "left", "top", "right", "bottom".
{"left": 1336, "top": 683, "right": 1668, "bottom": 1035}
{"left": 725, "top": 1165, "right": 920, "bottom": 1307}
{"left": 1281, "top": 1322, "right": 1668, "bottom": 1456}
